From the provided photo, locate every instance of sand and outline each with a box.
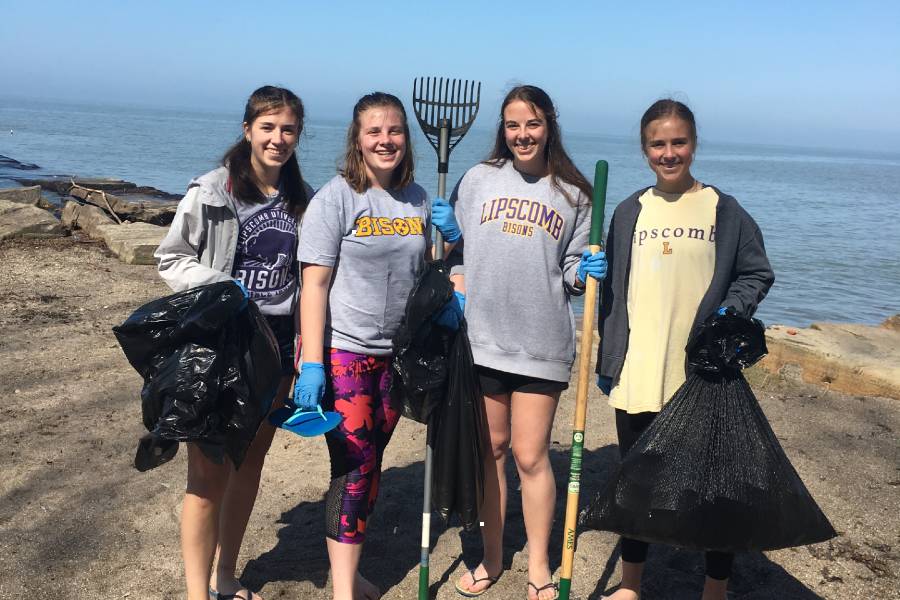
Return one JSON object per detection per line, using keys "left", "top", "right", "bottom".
{"left": 0, "top": 237, "right": 897, "bottom": 599}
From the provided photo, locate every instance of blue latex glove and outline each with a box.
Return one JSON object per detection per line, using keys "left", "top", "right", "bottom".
{"left": 233, "top": 279, "right": 250, "bottom": 311}
{"left": 597, "top": 375, "right": 613, "bottom": 395}
{"left": 433, "top": 291, "right": 465, "bottom": 331}
{"left": 294, "top": 362, "right": 325, "bottom": 410}
{"left": 577, "top": 250, "right": 607, "bottom": 284}
{"left": 431, "top": 197, "right": 461, "bottom": 243}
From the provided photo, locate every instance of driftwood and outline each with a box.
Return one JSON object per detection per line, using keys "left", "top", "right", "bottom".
{"left": 70, "top": 179, "right": 123, "bottom": 224}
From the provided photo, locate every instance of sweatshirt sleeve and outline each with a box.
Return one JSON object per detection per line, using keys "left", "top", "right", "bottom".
{"left": 721, "top": 212, "right": 775, "bottom": 317}
{"left": 562, "top": 192, "right": 591, "bottom": 296}
{"left": 155, "top": 186, "right": 232, "bottom": 292}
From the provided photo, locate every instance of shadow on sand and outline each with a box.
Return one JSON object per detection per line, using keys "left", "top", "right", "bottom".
{"left": 242, "top": 441, "right": 823, "bottom": 599}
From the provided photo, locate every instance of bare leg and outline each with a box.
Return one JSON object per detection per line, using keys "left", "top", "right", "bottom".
{"left": 456, "top": 393, "right": 510, "bottom": 594}
{"left": 182, "top": 443, "right": 229, "bottom": 600}
{"left": 326, "top": 538, "right": 380, "bottom": 600}
{"left": 700, "top": 576, "right": 728, "bottom": 600}
{"left": 605, "top": 560, "right": 643, "bottom": 600}
{"left": 211, "top": 376, "right": 291, "bottom": 599}
{"left": 510, "top": 391, "right": 560, "bottom": 600}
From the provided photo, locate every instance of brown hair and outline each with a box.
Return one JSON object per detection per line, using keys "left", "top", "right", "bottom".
{"left": 640, "top": 98, "right": 698, "bottom": 152}
{"left": 221, "top": 85, "right": 309, "bottom": 217}
{"left": 486, "top": 85, "right": 591, "bottom": 205}
{"left": 340, "top": 92, "right": 415, "bottom": 193}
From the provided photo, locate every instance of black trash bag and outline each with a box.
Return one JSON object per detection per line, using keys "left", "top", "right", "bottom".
{"left": 391, "top": 260, "right": 485, "bottom": 530}
{"left": 428, "top": 320, "right": 486, "bottom": 529}
{"left": 113, "top": 281, "right": 281, "bottom": 470}
{"left": 580, "top": 313, "right": 836, "bottom": 552}
{"left": 391, "top": 260, "right": 455, "bottom": 424}
{"left": 687, "top": 307, "right": 768, "bottom": 373}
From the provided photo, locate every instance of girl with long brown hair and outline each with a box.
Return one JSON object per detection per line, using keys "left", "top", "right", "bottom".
{"left": 156, "top": 85, "right": 312, "bottom": 600}
{"left": 447, "top": 85, "right": 607, "bottom": 600}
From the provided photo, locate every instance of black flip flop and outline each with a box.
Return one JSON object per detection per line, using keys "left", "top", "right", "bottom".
{"left": 455, "top": 568, "right": 500, "bottom": 597}
{"left": 527, "top": 580, "right": 559, "bottom": 600}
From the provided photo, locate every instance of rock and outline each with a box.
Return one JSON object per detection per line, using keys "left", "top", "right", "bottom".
{"left": 760, "top": 322, "right": 900, "bottom": 400}
{"left": 0, "top": 186, "right": 42, "bottom": 205}
{"left": 881, "top": 314, "right": 900, "bottom": 332}
{"left": 0, "top": 154, "right": 40, "bottom": 170}
{"left": 61, "top": 201, "right": 116, "bottom": 237}
{"left": 0, "top": 199, "right": 64, "bottom": 241}
{"left": 95, "top": 222, "right": 166, "bottom": 265}
{"left": 67, "top": 187, "right": 178, "bottom": 225}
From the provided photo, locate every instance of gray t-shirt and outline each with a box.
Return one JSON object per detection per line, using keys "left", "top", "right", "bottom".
{"left": 449, "top": 161, "right": 590, "bottom": 381}
{"left": 298, "top": 175, "right": 430, "bottom": 355}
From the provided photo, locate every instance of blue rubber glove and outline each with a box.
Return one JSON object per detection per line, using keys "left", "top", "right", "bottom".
{"left": 294, "top": 362, "right": 325, "bottom": 410}
{"left": 233, "top": 279, "right": 250, "bottom": 311}
{"left": 433, "top": 291, "right": 465, "bottom": 331}
{"left": 431, "top": 197, "right": 461, "bottom": 243}
{"left": 597, "top": 375, "right": 613, "bottom": 395}
{"left": 577, "top": 250, "right": 608, "bottom": 284}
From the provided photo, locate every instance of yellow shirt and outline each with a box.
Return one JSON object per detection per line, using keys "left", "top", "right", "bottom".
{"left": 609, "top": 186, "right": 718, "bottom": 413}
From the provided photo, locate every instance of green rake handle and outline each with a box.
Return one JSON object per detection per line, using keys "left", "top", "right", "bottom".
{"left": 558, "top": 160, "right": 608, "bottom": 600}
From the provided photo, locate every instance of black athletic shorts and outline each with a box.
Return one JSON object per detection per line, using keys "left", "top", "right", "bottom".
{"left": 476, "top": 365, "right": 568, "bottom": 396}
{"left": 264, "top": 314, "right": 296, "bottom": 376}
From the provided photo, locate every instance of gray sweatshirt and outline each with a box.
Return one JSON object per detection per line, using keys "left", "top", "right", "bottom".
{"left": 449, "top": 161, "right": 590, "bottom": 382}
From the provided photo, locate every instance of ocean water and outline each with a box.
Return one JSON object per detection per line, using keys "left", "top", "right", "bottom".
{"left": 1, "top": 98, "right": 898, "bottom": 328}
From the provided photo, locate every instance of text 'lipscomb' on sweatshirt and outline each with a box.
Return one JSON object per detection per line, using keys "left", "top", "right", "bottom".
{"left": 449, "top": 161, "right": 591, "bottom": 382}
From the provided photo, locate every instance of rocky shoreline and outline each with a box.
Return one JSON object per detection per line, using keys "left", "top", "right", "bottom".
{"left": 0, "top": 156, "right": 178, "bottom": 265}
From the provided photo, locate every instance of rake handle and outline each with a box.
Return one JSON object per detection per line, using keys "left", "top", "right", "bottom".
{"left": 433, "top": 119, "right": 450, "bottom": 260}
{"left": 420, "top": 121, "right": 451, "bottom": 600}
{"left": 558, "top": 160, "right": 608, "bottom": 600}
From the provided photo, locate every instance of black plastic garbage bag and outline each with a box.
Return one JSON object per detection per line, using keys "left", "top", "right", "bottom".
{"left": 113, "top": 282, "right": 281, "bottom": 470}
{"left": 687, "top": 307, "right": 768, "bottom": 373}
{"left": 580, "top": 312, "right": 836, "bottom": 552}
{"left": 392, "top": 260, "right": 485, "bottom": 530}
{"left": 428, "top": 320, "right": 486, "bottom": 529}
{"left": 391, "top": 260, "right": 455, "bottom": 424}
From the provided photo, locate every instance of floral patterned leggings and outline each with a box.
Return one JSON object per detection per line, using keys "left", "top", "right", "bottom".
{"left": 322, "top": 348, "right": 400, "bottom": 544}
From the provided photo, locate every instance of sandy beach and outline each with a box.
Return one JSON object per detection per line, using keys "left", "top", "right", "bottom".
{"left": 0, "top": 236, "right": 897, "bottom": 599}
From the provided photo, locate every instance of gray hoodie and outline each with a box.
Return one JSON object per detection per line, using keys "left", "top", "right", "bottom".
{"left": 449, "top": 161, "right": 590, "bottom": 382}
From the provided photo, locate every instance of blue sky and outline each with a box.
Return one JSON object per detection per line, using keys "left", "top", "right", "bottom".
{"left": 2, "top": 0, "right": 898, "bottom": 151}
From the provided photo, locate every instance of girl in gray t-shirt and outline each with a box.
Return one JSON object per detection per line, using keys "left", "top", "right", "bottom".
{"left": 295, "top": 92, "right": 445, "bottom": 600}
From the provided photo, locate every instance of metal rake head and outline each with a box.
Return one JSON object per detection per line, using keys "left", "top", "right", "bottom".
{"left": 412, "top": 76, "right": 481, "bottom": 154}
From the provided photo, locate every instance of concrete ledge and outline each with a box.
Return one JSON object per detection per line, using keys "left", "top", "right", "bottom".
{"left": 61, "top": 201, "right": 116, "bottom": 238}
{"left": 0, "top": 199, "right": 64, "bottom": 241}
{"left": 0, "top": 185, "right": 41, "bottom": 205}
{"left": 759, "top": 320, "right": 900, "bottom": 400}
{"left": 95, "top": 222, "right": 166, "bottom": 265}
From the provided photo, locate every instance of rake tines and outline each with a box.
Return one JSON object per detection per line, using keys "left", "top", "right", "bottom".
{"left": 412, "top": 76, "right": 481, "bottom": 154}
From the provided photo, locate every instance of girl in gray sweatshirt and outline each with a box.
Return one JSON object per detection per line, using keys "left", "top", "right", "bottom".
{"left": 448, "top": 85, "right": 606, "bottom": 600}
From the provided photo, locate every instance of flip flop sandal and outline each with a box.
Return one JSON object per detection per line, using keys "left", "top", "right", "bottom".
{"left": 454, "top": 568, "right": 500, "bottom": 597}
{"left": 210, "top": 588, "right": 255, "bottom": 600}
{"left": 527, "top": 580, "right": 559, "bottom": 600}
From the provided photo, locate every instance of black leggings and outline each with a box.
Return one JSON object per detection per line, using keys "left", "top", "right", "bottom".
{"left": 615, "top": 409, "right": 734, "bottom": 581}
